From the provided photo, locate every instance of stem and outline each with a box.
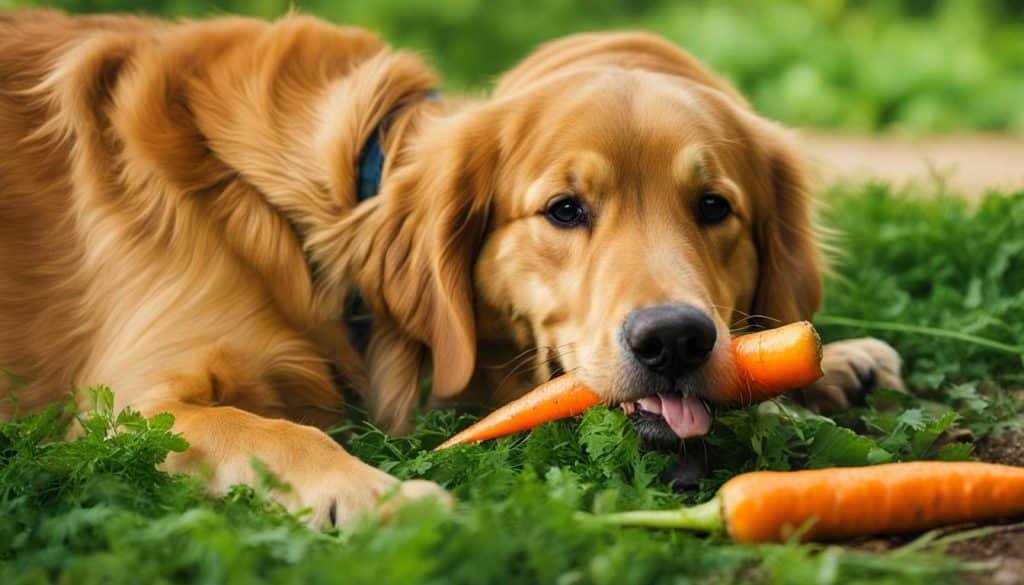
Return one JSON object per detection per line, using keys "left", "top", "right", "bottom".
{"left": 580, "top": 498, "right": 724, "bottom": 534}
{"left": 814, "top": 315, "right": 1024, "bottom": 356}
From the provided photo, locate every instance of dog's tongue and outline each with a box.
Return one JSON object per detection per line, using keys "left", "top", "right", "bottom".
{"left": 658, "top": 393, "right": 711, "bottom": 439}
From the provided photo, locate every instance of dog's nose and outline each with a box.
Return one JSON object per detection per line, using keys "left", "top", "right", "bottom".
{"left": 624, "top": 303, "right": 717, "bottom": 379}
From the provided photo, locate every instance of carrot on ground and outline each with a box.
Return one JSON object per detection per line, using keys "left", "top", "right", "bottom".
{"left": 584, "top": 461, "right": 1024, "bottom": 543}
{"left": 435, "top": 321, "right": 823, "bottom": 450}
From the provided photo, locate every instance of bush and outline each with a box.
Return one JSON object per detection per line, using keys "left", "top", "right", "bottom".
{"left": 12, "top": 0, "right": 1024, "bottom": 132}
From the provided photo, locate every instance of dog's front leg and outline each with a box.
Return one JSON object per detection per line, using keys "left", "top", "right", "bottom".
{"left": 795, "top": 337, "right": 907, "bottom": 414}
{"left": 137, "top": 395, "right": 449, "bottom": 527}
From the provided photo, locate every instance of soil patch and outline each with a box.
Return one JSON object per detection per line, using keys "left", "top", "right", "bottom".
{"left": 974, "top": 429, "right": 1024, "bottom": 467}
{"left": 948, "top": 430, "right": 1024, "bottom": 584}
{"left": 951, "top": 524, "right": 1024, "bottom": 585}
{"left": 798, "top": 133, "right": 1024, "bottom": 198}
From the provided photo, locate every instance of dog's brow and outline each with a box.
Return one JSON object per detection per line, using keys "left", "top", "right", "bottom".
{"left": 673, "top": 145, "right": 708, "bottom": 190}
{"left": 570, "top": 151, "right": 613, "bottom": 194}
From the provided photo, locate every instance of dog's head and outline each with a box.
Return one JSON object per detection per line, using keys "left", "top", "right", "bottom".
{"left": 357, "top": 33, "right": 822, "bottom": 441}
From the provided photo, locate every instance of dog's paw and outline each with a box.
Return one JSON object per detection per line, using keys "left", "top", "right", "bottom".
{"left": 377, "top": 479, "right": 455, "bottom": 522}
{"left": 292, "top": 459, "right": 451, "bottom": 527}
{"left": 156, "top": 408, "right": 451, "bottom": 528}
{"left": 796, "top": 337, "right": 906, "bottom": 415}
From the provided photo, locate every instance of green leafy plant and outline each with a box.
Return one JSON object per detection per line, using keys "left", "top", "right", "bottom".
{"left": 817, "top": 186, "right": 1024, "bottom": 434}
{"left": 0, "top": 388, "right": 973, "bottom": 585}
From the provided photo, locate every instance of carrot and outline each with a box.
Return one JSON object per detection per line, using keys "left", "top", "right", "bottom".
{"left": 435, "top": 375, "right": 601, "bottom": 450}
{"left": 719, "top": 320, "right": 823, "bottom": 407}
{"left": 435, "top": 321, "right": 823, "bottom": 450}
{"left": 584, "top": 461, "right": 1024, "bottom": 543}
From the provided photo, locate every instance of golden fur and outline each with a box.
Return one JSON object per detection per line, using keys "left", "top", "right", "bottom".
{"left": 2, "top": 11, "right": 897, "bottom": 524}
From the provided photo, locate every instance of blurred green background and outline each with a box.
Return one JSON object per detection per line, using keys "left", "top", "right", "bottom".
{"left": 4, "top": 0, "right": 1024, "bottom": 133}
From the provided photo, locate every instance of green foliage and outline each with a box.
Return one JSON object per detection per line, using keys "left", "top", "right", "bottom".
{"left": 818, "top": 186, "right": 1024, "bottom": 434}
{"left": 1, "top": 389, "right": 970, "bottom": 584}
{"left": 19, "top": 0, "right": 1024, "bottom": 132}
{"left": 2, "top": 188, "right": 1022, "bottom": 583}
{"left": 700, "top": 393, "right": 971, "bottom": 496}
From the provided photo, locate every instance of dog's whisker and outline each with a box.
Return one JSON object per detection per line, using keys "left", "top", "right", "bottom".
{"left": 493, "top": 344, "right": 576, "bottom": 395}
{"left": 705, "top": 304, "right": 779, "bottom": 330}
{"left": 495, "top": 360, "right": 537, "bottom": 395}
{"left": 495, "top": 347, "right": 552, "bottom": 391}
{"left": 478, "top": 342, "right": 577, "bottom": 372}
{"left": 727, "top": 316, "right": 780, "bottom": 335}
{"left": 708, "top": 305, "right": 783, "bottom": 334}
{"left": 713, "top": 304, "right": 755, "bottom": 320}
{"left": 478, "top": 346, "right": 543, "bottom": 370}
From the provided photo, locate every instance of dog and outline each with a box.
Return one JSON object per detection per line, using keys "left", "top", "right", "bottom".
{"left": 0, "top": 10, "right": 905, "bottom": 525}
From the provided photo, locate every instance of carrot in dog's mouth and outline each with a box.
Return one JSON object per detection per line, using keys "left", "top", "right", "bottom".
{"left": 436, "top": 322, "right": 822, "bottom": 450}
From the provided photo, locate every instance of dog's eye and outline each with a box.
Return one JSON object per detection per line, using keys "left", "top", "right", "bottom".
{"left": 696, "top": 193, "right": 732, "bottom": 225}
{"left": 545, "top": 196, "right": 589, "bottom": 228}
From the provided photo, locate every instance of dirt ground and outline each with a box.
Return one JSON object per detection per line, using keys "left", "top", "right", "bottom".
{"left": 951, "top": 431, "right": 1024, "bottom": 585}
{"left": 799, "top": 133, "right": 1024, "bottom": 198}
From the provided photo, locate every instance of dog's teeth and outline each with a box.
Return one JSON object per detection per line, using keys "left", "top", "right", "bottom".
{"left": 636, "top": 396, "right": 663, "bottom": 416}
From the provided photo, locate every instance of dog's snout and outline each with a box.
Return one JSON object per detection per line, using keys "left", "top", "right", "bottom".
{"left": 624, "top": 303, "right": 716, "bottom": 379}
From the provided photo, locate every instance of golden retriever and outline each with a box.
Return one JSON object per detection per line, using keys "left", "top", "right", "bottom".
{"left": 0, "top": 10, "right": 904, "bottom": 524}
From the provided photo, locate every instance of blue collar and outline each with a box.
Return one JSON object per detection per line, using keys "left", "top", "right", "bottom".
{"left": 356, "top": 124, "right": 386, "bottom": 202}
{"left": 355, "top": 89, "right": 439, "bottom": 202}
{"left": 347, "top": 90, "right": 439, "bottom": 354}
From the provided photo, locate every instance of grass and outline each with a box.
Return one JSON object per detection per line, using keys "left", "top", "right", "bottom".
{"left": 2, "top": 184, "right": 1023, "bottom": 584}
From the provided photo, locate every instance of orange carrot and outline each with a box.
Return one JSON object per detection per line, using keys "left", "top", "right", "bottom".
{"left": 435, "top": 375, "right": 601, "bottom": 450}
{"left": 718, "top": 320, "right": 823, "bottom": 406}
{"left": 435, "top": 321, "right": 823, "bottom": 449}
{"left": 586, "top": 461, "right": 1024, "bottom": 543}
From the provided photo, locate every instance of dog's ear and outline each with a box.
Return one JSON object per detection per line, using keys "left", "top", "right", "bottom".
{"left": 750, "top": 126, "right": 823, "bottom": 325}
{"left": 359, "top": 110, "right": 497, "bottom": 402}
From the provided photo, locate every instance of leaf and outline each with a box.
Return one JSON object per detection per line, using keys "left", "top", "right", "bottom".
{"left": 936, "top": 442, "right": 974, "bottom": 461}
{"left": 147, "top": 412, "right": 176, "bottom": 433}
{"left": 250, "top": 457, "right": 292, "bottom": 494}
{"left": 116, "top": 409, "right": 148, "bottom": 432}
{"left": 165, "top": 434, "right": 189, "bottom": 454}
{"left": 866, "top": 388, "right": 916, "bottom": 410}
{"left": 895, "top": 409, "right": 927, "bottom": 432}
{"left": 908, "top": 411, "right": 958, "bottom": 458}
{"left": 88, "top": 386, "right": 115, "bottom": 419}
{"left": 946, "top": 383, "right": 989, "bottom": 413}
{"left": 807, "top": 421, "right": 893, "bottom": 468}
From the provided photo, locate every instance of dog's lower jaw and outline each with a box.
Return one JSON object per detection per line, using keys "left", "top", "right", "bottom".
{"left": 629, "top": 412, "right": 688, "bottom": 451}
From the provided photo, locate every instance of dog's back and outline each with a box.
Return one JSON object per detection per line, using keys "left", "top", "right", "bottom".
{"left": 0, "top": 11, "right": 133, "bottom": 410}
{"left": 0, "top": 8, "right": 442, "bottom": 424}
{"left": 0, "top": 11, "right": 343, "bottom": 416}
